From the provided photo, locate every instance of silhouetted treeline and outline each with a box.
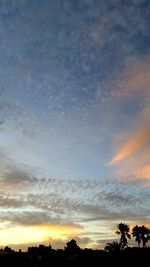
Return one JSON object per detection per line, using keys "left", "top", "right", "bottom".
{"left": 0, "top": 222, "right": 149, "bottom": 266}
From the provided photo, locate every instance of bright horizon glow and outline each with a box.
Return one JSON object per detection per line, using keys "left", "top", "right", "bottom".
{"left": 0, "top": 223, "right": 83, "bottom": 247}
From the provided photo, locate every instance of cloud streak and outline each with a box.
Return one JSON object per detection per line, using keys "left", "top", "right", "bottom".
{"left": 108, "top": 58, "right": 150, "bottom": 183}
{"left": 109, "top": 128, "right": 150, "bottom": 165}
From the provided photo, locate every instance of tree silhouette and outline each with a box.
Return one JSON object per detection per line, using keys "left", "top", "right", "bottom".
{"left": 132, "top": 225, "right": 141, "bottom": 247}
{"left": 65, "top": 239, "right": 80, "bottom": 255}
{"left": 140, "top": 225, "right": 150, "bottom": 247}
{"left": 105, "top": 241, "right": 123, "bottom": 252}
{"left": 116, "top": 223, "right": 131, "bottom": 248}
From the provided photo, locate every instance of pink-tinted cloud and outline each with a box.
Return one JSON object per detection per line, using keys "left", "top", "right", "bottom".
{"left": 135, "top": 164, "right": 150, "bottom": 180}
{"left": 108, "top": 59, "right": 150, "bottom": 183}
{"left": 109, "top": 128, "right": 150, "bottom": 165}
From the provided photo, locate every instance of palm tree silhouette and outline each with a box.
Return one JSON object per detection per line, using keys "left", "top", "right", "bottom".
{"left": 132, "top": 225, "right": 141, "bottom": 247}
{"left": 116, "top": 223, "right": 131, "bottom": 248}
{"left": 140, "top": 225, "right": 150, "bottom": 247}
{"left": 105, "top": 241, "right": 123, "bottom": 252}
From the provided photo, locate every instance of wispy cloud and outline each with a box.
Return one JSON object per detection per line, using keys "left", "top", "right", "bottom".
{"left": 108, "top": 59, "right": 150, "bottom": 182}
{"left": 109, "top": 128, "right": 150, "bottom": 165}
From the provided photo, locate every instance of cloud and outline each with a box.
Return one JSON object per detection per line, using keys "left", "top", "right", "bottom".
{"left": 0, "top": 151, "right": 36, "bottom": 192}
{"left": 0, "top": 222, "right": 83, "bottom": 249}
{"left": 108, "top": 58, "right": 150, "bottom": 184}
{"left": 0, "top": 211, "right": 57, "bottom": 226}
{"left": 7, "top": 235, "right": 92, "bottom": 251}
{"left": 0, "top": 150, "right": 149, "bottom": 223}
{"left": 109, "top": 127, "right": 150, "bottom": 165}
{"left": 135, "top": 165, "right": 150, "bottom": 180}
{"left": 0, "top": 171, "right": 149, "bottom": 227}
{"left": 0, "top": 150, "right": 149, "bottom": 229}
{"left": 0, "top": 156, "right": 149, "bottom": 249}
{"left": 114, "top": 60, "right": 150, "bottom": 97}
{"left": 0, "top": 0, "right": 149, "bottom": 250}
{"left": 0, "top": 196, "right": 23, "bottom": 208}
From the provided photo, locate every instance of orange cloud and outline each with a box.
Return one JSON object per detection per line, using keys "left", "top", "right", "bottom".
{"left": 109, "top": 128, "right": 150, "bottom": 165}
{"left": 135, "top": 165, "right": 150, "bottom": 180}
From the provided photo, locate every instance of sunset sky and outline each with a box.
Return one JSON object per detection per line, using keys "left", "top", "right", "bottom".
{"left": 0, "top": 0, "right": 150, "bottom": 250}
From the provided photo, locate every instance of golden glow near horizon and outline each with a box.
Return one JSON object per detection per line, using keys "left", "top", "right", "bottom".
{"left": 0, "top": 223, "right": 83, "bottom": 246}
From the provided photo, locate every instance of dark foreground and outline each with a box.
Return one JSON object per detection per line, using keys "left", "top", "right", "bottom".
{"left": 0, "top": 247, "right": 149, "bottom": 266}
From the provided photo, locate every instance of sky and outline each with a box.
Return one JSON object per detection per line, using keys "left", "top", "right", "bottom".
{"left": 0, "top": 0, "right": 150, "bottom": 250}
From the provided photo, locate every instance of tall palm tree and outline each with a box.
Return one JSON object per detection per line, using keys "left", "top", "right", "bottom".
{"left": 140, "top": 225, "right": 150, "bottom": 248}
{"left": 105, "top": 241, "right": 123, "bottom": 252}
{"left": 132, "top": 225, "right": 141, "bottom": 247}
{"left": 116, "top": 223, "right": 131, "bottom": 248}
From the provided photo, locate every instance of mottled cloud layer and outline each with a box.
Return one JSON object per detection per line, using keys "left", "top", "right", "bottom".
{"left": 0, "top": 0, "right": 150, "bottom": 249}
{"left": 0, "top": 152, "right": 150, "bottom": 248}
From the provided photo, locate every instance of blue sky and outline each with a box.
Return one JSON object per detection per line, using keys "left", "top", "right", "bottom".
{"left": 0, "top": 0, "right": 150, "bottom": 250}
